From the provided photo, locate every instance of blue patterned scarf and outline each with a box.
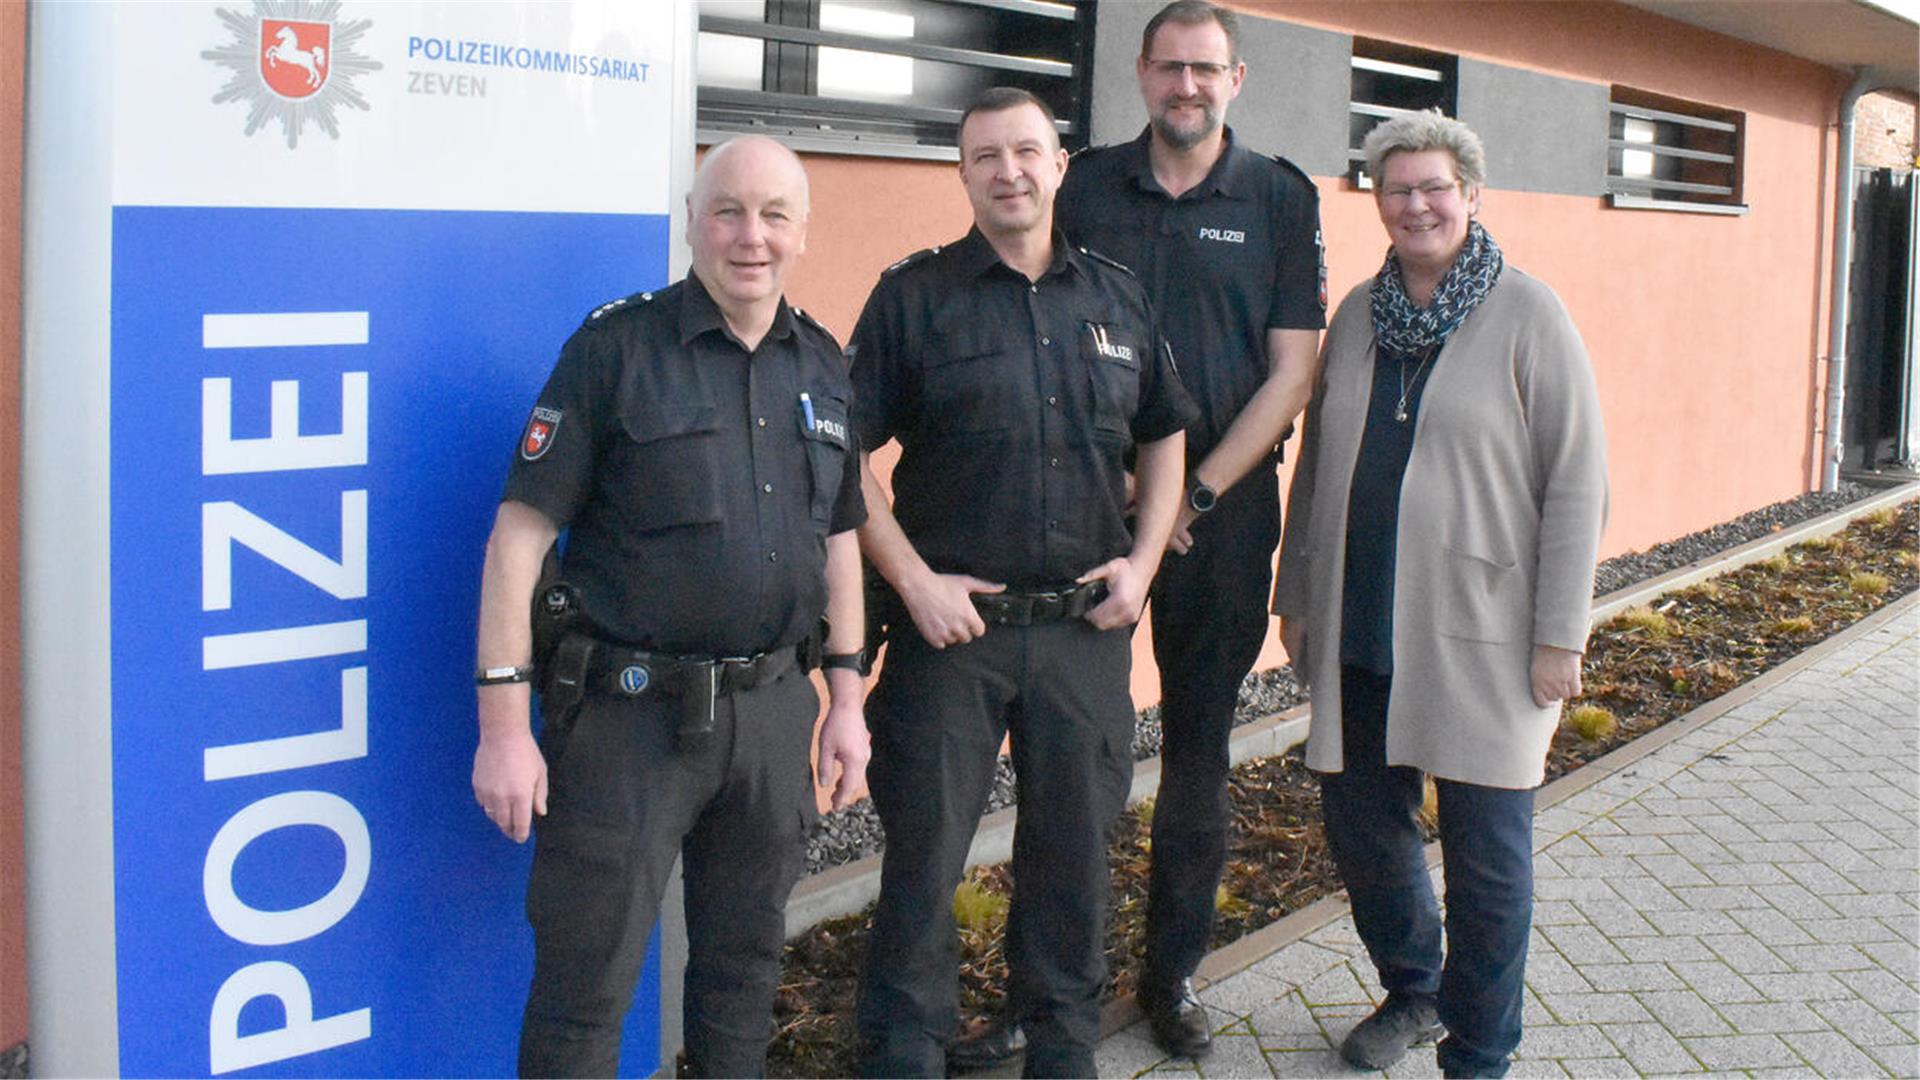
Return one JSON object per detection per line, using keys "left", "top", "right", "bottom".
{"left": 1370, "top": 220, "right": 1504, "bottom": 355}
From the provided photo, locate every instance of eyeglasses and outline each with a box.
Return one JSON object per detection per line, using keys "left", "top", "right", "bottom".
{"left": 1145, "top": 59, "right": 1233, "bottom": 84}
{"left": 1379, "top": 180, "right": 1461, "bottom": 203}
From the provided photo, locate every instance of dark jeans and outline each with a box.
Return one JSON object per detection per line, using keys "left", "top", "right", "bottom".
{"left": 1144, "top": 476, "right": 1281, "bottom": 990}
{"left": 856, "top": 620, "right": 1135, "bottom": 1078}
{"left": 1319, "top": 666, "right": 1535, "bottom": 1078}
{"left": 518, "top": 668, "right": 819, "bottom": 1078}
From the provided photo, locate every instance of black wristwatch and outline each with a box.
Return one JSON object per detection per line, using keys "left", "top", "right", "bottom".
{"left": 1187, "top": 476, "right": 1218, "bottom": 515}
{"left": 821, "top": 650, "right": 869, "bottom": 676}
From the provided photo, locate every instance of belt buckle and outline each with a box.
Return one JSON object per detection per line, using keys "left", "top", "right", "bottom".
{"left": 1031, "top": 589, "right": 1065, "bottom": 622}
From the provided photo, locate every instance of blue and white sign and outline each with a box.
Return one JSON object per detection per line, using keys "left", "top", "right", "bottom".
{"left": 23, "top": 2, "right": 694, "bottom": 1076}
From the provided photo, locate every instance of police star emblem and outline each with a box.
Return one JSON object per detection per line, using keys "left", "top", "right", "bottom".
{"left": 202, "top": 1, "right": 383, "bottom": 149}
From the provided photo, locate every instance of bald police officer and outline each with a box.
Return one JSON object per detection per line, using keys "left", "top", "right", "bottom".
{"left": 849, "top": 88, "right": 1197, "bottom": 1078}
{"left": 471, "top": 136, "right": 870, "bottom": 1078}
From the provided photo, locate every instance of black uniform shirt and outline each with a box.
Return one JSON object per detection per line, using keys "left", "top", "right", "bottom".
{"left": 1056, "top": 126, "right": 1326, "bottom": 460}
{"left": 849, "top": 227, "right": 1197, "bottom": 588}
{"left": 503, "top": 275, "right": 865, "bottom": 655}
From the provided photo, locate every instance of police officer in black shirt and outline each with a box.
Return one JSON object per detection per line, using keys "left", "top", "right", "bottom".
{"left": 1053, "top": 1, "right": 1327, "bottom": 1061}
{"left": 471, "top": 136, "right": 870, "bottom": 1078}
{"left": 849, "top": 88, "right": 1197, "bottom": 1078}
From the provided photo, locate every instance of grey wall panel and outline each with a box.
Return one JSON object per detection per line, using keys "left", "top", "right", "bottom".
{"left": 1089, "top": 2, "right": 1350, "bottom": 176}
{"left": 1456, "top": 60, "right": 1609, "bottom": 196}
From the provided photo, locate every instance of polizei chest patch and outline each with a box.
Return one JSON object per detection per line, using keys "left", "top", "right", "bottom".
{"left": 521, "top": 406, "right": 563, "bottom": 461}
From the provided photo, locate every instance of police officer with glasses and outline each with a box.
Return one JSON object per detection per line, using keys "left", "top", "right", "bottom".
{"left": 470, "top": 135, "right": 870, "bottom": 1078}
{"left": 1045, "top": 1, "right": 1327, "bottom": 1062}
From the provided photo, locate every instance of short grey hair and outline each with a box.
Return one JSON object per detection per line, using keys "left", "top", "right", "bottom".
{"left": 1362, "top": 109, "right": 1486, "bottom": 190}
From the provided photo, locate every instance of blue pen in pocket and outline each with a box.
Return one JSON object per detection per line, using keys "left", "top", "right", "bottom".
{"left": 799, "top": 391, "right": 816, "bottom": 432}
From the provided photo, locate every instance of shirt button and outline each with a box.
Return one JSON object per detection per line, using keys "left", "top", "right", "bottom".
{"left": 1029, "top": 285, "right": 1038, "bottom": 294}
{"left": 1047, "top": 519, "right": 1058, "bottom": 529}
{"left": 767, "top": 550, "right": 779, "bottom": 563}
{"left": 757, "top": 416, "right": 767, "bottom": 427}
{"left": 1047, "top": 395, "right": 1058, "bottom": 406}
{"left": 1049, "top": 456, "right": 1060, "bottom": 468}
{"left": 1040, "top": 336, "right": 1051, "bottom": 346}
{"left": 762, "top": 482, "right": 774, "bottom": 494}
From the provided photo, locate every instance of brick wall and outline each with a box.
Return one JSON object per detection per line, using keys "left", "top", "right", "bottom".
{"left": 1856, "top": 90, "right": 1917, "bottom": 170}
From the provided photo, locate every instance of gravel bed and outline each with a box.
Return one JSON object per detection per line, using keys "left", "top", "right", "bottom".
{"left": 803, "top": 482, "right": 1884, "bottom": 875}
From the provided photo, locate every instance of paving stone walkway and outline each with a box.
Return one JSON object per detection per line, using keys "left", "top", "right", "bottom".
{"left": 1097, "top": 594, "right": 1920, "bottom": 1078}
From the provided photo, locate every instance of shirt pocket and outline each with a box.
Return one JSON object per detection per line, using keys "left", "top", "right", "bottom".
{"left": 800, "top": 391, "right": 851, "bottom": 528}
{"left": 1436, "top": 543, "right": 1525, "bottom": 644}
{"left": 1080, "top": 321, "right": 1142, "bottom": 437}
{"left": 612, "top": 403, "right": 724, "bottom": 533}
{"left": 923, "top": 331, "right": 1015, "bottom": 435}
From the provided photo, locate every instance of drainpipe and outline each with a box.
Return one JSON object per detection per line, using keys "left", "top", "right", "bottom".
{"left": 1821, "top": 69, "right": 1876, "bottom": 492}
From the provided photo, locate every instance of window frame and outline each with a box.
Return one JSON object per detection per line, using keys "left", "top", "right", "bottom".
{"left": 1346, "top": 37, "right": 1459, "bottom": 189}
{"left": 1606, "top": 85, "right": 1748, "bottom": 215}
{"left": 695, "top": 0, "right": 1095, "bottom": 161}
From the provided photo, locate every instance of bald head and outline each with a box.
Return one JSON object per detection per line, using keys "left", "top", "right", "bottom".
{"left": 686, "top": 135, "right": 812, "bottom": 325}
{"left": 691, "top": 135, "right": 810, "bottom": 219}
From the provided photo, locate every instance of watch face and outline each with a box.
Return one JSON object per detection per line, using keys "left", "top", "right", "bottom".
{"left": 1190, "top": 483, "right": 1217, "bottom": 513}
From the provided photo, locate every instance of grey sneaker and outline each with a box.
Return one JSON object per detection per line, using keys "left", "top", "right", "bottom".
{"left": 1339, "top": 994, "right": 1444, "bottom": 1070}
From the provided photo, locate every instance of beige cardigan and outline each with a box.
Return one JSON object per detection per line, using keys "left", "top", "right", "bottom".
{"left": 1272, "top": 267, "right": 1608, "bottom": 789}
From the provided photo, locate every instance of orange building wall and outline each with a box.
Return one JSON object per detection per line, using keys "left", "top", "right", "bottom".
{"left": 1, "top": 0, "right": 26, "bottom": 1054}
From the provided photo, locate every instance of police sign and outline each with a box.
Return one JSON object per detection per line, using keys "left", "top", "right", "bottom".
{"left": 22, "top": 2, "right": 695, "bottom": 1075}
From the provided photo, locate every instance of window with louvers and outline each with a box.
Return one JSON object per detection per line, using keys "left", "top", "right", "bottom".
{"left": 1606, "top": 86, "right": 1746, "bottom": 214}
{"left": 696, "top": 0, "right": 1093, "bottom": 161}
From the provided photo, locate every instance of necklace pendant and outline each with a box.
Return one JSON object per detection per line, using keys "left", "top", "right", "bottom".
{"left": 1394, "top": 404, "right": 1409, "bottom": 422}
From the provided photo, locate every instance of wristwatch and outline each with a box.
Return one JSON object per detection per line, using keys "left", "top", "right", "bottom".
{"left": 475, "top": 664, "right": 534, "bottom": 686}
{"left": 821, "top": 650, "right": 870, "bottom": 676}
{"left": 1187, "top": 475, "right": 1218, "bottom": 515}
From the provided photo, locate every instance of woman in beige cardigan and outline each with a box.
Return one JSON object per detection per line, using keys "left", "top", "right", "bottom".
{"left": 1271, "top": 111, "right": 1607, "bottom": 1078}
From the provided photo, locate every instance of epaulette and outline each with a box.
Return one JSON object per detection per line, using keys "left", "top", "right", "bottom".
{"left": 581, "top": 290, "right": 654, "bottom": 328}
{"left": 1269, "top": 153, "right": 1319, "bottom": 196}
{"left": 1076, "top": 245, "right": 1137, "bottom": 277}
{"left": 791, "top": 306, "right": 836, "bottom": 341}
{"left": 881, "top": 246, "right": 941, "bottom": 275}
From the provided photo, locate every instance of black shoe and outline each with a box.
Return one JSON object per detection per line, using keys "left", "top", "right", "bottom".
{"left": 945, "top": 1018, "right": 1026, "bottom": 1073}
{"left": 1339, "top": 994, "right": 1444, "bottom": 1070}
{"left": 1140, "top": 978, "right": 1212, "bottom": 1059}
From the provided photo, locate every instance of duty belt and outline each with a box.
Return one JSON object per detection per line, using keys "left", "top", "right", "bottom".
{"left": 971, "top": 580, "right": 1109, "bottom": 626}
{"left": 546, "top": 634, "right": 818, "bottom": 750}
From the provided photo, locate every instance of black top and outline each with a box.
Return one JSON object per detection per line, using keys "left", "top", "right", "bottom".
{"left": 1341, "top": 342, "right": 1439, "bottom": 675}
{"left": 503, "top": 275, "right": 865, "bottom": 655}
{"left": 849, "top": 227, "right": 1197, "bottom": 588}
{"left": 1056, "top": 126, "right": 1326, "bottom": 460}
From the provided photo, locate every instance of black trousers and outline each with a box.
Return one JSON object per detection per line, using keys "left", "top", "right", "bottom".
{"left": 1142, "top": 474, "right": 1281, "bottom": 989}
{"left": 856, "top": 619, "right": 1135, "bottom": 1078}
{"left": 518, "top": 667, "right": 819, "bottom": 1078}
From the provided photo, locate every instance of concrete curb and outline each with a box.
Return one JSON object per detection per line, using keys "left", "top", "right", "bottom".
{"left": 784, "top": 487, "right": 1919, "bottom": 939}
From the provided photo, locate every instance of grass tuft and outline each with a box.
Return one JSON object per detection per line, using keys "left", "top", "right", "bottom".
{"left": 1617, "top": 606, "right": 1674, "bottom": 639}
{"left": 1773, "top": 616, "right": 1814, "bottom": 635}
{"left": 1564, "top": 704, "right": 1618, "bottom": 741}
{"left": 1849, "top": 571, "right": 1891, "bottom": 596}
{"left": 953, "top": 877, "right": 1008, "bottom": 934}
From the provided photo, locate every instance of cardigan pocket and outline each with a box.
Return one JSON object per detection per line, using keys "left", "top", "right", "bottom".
{"left": 1436, "top": 544, "right": 1524, "bottom": 644}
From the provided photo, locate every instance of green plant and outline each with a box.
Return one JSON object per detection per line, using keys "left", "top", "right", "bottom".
{"left": 1617, "top": 606, "right": 1674, "bottom": 639}
{"left": 952, "top": 877, "right": 1009, "bottom": 934}
{"left": 1133, "top": 796, "right": 1155, "bottom": 828}
{"left": 1865, "top": 506, "right": 1897, "bottom": 528}
{"left": 1773, "top": 616, "right": 1814, "bottom": 635}
{"left": 1760, "top": 553, "right": 1793, "bottom": 573}
{"left": 1564, "top": 704, "right": 1618, "bottom": 741}
{"left": 1849, "top": 571, "right": 1891, "bottom": 596}
{"left": 1214, "top": 884, "right": 1251, "bottom": 919}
